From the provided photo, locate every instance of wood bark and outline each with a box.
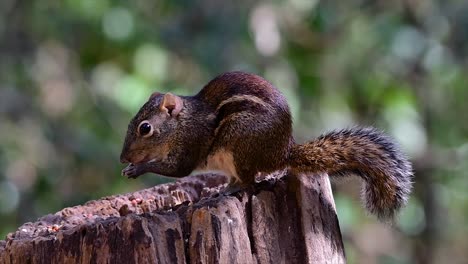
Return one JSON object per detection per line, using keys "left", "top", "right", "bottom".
{"left": 0, "top": 172, "right": 345, "bottom": 264}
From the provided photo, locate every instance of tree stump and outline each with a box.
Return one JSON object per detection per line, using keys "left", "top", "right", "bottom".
{"left": 0, "top": 172, "right": 346, "bottom": 264}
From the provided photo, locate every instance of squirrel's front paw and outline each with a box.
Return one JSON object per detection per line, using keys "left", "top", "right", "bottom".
{"left": 122, "top": 164, "right": 140, "bottom": 179}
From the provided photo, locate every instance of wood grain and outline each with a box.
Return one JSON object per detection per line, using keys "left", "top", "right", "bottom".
{"left": 0, "top": 172, "right": 345, "bottom": 264}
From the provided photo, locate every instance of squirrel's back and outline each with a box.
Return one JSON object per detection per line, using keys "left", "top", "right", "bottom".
{"left": 196, "top": 72, "right": 290, "bottom": 115}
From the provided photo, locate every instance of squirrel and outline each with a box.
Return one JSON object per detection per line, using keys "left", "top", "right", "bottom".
{"left": 120, "top": 71, "right": 413, "bottom": 220}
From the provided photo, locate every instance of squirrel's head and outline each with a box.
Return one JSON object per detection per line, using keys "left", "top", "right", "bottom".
{"left": 120, "top": 92, "right": 184, "bottom": 165}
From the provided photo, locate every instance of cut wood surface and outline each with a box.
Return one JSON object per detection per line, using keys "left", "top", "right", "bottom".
{"left": 0, "top": 172, "right": 345, "bottom": 264}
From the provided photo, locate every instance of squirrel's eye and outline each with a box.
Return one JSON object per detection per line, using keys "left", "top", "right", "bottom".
{"left": 138, "top": 121, "right": 153, "bottom": 137}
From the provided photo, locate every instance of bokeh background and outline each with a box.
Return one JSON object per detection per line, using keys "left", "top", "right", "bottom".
{"left": 0, "top": 1, "right": 467, "bottom": 263}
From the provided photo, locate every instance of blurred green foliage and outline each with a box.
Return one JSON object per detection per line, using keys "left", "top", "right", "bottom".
{"left": 1, "top": 0, "right": 467, "bottom": 263}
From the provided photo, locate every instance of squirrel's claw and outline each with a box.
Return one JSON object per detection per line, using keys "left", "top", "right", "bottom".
{"left": 122, "top": 164, "right": 139, "bottom": 179}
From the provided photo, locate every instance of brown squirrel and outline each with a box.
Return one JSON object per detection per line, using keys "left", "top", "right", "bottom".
{"left": 120, "top": 71, "right": 413, "bottom": 220}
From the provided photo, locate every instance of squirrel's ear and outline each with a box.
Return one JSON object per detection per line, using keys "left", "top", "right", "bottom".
{"left": 160, "top": 93, "right": 183, "bottom": 116}
{"left": 149, "top": 92, "right": 161, "bottom": 100}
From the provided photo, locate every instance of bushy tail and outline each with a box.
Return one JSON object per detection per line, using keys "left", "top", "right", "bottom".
{"left": 289, "top": 127, "right": 413, "bottom": 220}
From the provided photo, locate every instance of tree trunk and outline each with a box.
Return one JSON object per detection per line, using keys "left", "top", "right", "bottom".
{"left": 0, "top": 172, "right": 345, "bottom": 264}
